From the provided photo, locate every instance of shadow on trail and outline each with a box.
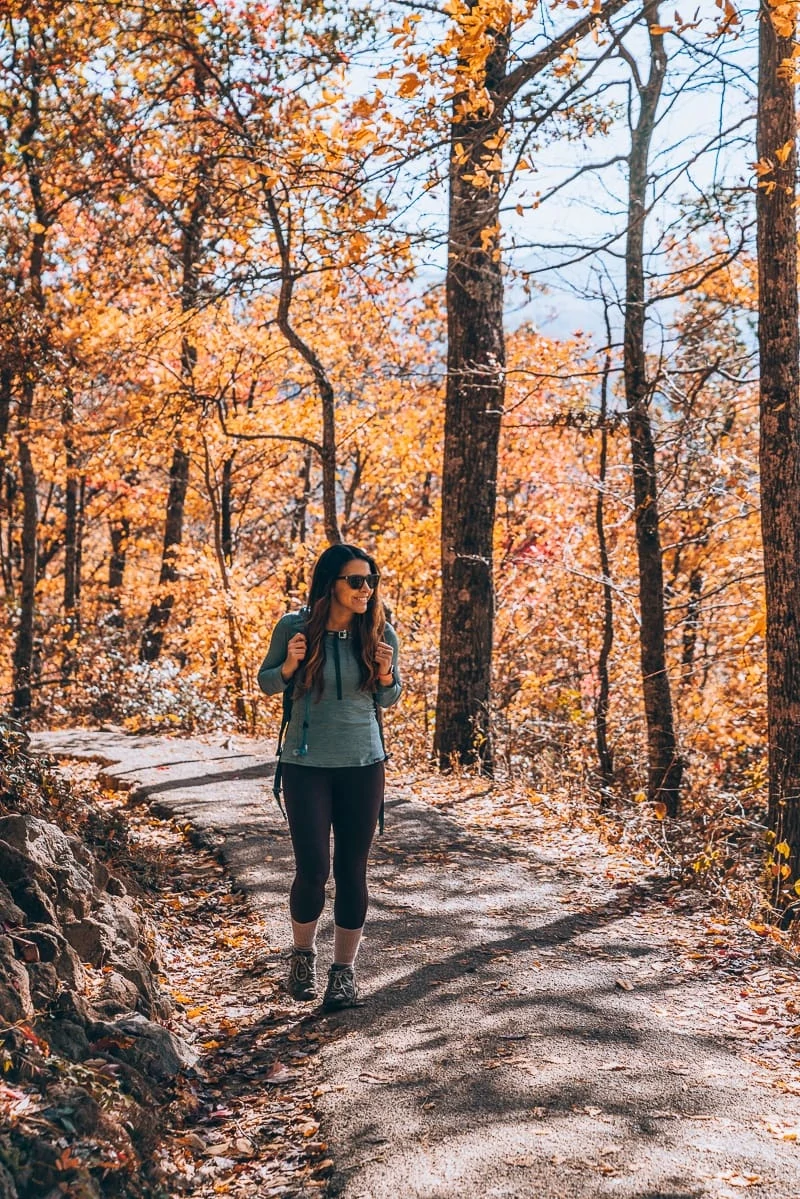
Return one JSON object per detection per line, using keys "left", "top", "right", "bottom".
{"left": 132, "top": 760, "right": 277, "bottom": 799}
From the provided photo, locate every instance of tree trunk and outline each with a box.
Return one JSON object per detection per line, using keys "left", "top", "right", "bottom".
{"left": 11, "top": 49, "right": 46, "bottom": 719}
{"left": 680, "top": 567, "right": 702, "bottom": 684}
{"left": 139, "top": 445, "right": 190, "bottom": 662}
{"left": 290, "top": 446, "right": 313, "bottom": 545}
{"left": 203, "top": 439, "right": 250, "bottom": 731}
{"left": 756, "top": 0, "right": 800, "bottom": 912}
{"left": 0, "top": 367, "right": 13, "bottom": 600}
{"left": 434, "top": 19, "right": 508, "bottom": 771}
{"left": 12, "top": 381, "right": 38, "bottom": 718}
{"left": 594, "top": 321, "right": 615, "bottom": 789}
{"left": 623, "top": 8, "right": 683, "bottom": 814}
{"left": 221, "top": 455, "right": 234, "bottom": 564}
{"left": 62, "top": 393, "right": 79, "bottom": 681}
{"left": 107, "top": 516, "right": 129, "bottom": 628}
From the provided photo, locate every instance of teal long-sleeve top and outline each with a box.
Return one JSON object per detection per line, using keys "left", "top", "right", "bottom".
{"left": 257, "top": 611, "right": 401, "bottom": 768}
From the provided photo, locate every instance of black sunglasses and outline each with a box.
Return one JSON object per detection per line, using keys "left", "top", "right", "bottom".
{"left": 337, "top": 573, "right": 380, "bottom": 591}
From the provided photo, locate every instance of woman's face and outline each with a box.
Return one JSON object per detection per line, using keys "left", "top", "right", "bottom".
{"left": 330, "top": 558, "right": 377, "bottom": 621}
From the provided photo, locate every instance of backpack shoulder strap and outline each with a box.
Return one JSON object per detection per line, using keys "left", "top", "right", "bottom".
{"left": 373, "top": 698, "right": 388, "bottom": 835}
{"left": 272, "top": 611, "right": 309, "bottom": 813}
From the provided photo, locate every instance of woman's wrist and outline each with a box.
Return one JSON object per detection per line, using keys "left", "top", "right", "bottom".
{"left": 378, "top": 671, "right": 394, "bottom": 686}
{"left": 280, "top": 662, "right": 296, "bottom": 683}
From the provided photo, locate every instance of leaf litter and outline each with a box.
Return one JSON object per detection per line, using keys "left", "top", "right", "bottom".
{"left": 54, "top": 759, "right": 340, "bottom": 1198}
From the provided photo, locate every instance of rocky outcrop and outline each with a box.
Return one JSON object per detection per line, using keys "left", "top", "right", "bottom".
{"left": 0, "top": 813, "right": 173, "bottom": 1031}
{"left": 0, "top": 723, "right": 193, "bottom": 1198}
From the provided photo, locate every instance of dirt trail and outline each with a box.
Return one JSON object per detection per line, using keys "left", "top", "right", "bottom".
{"left": 31, "top": 729, "right": 800, "bottom": 1199}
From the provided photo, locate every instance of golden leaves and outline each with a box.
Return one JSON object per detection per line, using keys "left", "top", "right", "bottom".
{"left": 397, "top": 73, "right": 424, "bottom": 99}
{"left": 775, "top": 139, "right": 794, "bottom": 164}
{"left": 767, "top": 0, "right": 797, "bottom": 39}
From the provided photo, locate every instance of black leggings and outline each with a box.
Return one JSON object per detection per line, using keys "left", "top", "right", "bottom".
{"left": 282, "top": 761, "right": 385, "bottom": 930}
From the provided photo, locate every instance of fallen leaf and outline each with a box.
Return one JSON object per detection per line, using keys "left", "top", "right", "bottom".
{"left": 718, "top": 1172, "right": 763, "bottom": 1188}
{"left": 264, "top": 1062, "right": 295, "bottom": 1084}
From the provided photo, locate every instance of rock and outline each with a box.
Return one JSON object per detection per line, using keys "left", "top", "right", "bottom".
{"left": 26, "top": 961, "right": 60, "bottom": 1010}
{"left": 16, "top": 923, "right": 83, "bottom": 995}
{"left": 96, "top": 970, "right": 141, "bottom": 1017}
{"left": 50, "top": 987, "right": 99, "bottom": 1027}
{"left": 106, "top": 875, "right": 127, "bottom": 897}
{"left": 0, "top": 881, "right": 25, "bottom": 927}
{"left": 111, "top": 947, "right": 171, "bottom": 1018}
{"left": 0, "top": 952, "right": 33, "bottom": 1022}
{"left": 0, "top": 816, "right": 94, "bottom": 920}
{"left": 34, "top": 1014, "right": 90, "bottom": 1061}
{"left": 95, "top": 896, "right": 141, "bottom": 947}
{"left": 17, "top": 924, "right": 59, "bottom": 962}
{"left": 0, "top": 843, "right": 58, "bottom": 924}
{"left": 63, "top": 917, "right": 114, "bottom": 966}
{"left": 91, "top": 1013, "right": 198, "bottom": 1081}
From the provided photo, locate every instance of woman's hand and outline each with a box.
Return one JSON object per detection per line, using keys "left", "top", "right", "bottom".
{"left": 375, "top": 641, "right": 394, "bottom": 683}
{"left": 281, "top": 633, "right": 307, "bottom": 682}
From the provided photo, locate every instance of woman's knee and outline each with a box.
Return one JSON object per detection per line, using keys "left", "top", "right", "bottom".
{"left": 295, "top": 862, "right": 330, "bottom": 895}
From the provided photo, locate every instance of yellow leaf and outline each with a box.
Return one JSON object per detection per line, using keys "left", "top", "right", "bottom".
{"left": 30, "top": 221, "right": 46, "bottom": 235}
{"left": 351, "top": 126, "right": 377, "bottom": 151}
{"left": 775, "top": 139, "right": 794, "bottom": 164}
{"left": 397, "top": 73, "right": 423, "bottom": 99}
{"left": 633, "top": 790, "right": 646, "bottom": 804}
{"left": 776, "top": 840, "right": 791, "bottom": 857}
{"left": 653, "top": 802, "right": 667, "bottom": 820}
{"left": 649, "top": 23, "right": 672, "bottom": 33}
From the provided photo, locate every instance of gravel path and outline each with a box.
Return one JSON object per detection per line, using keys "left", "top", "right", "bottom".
{"left": 31, "top": 728, "right": 800, "bottom": 1199}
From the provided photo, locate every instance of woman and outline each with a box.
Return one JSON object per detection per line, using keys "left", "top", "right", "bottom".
{"left": 257, "top": 544, "right": 401, "bottom": 1011}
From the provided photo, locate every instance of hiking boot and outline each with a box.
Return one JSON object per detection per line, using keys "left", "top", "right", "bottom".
{"left": 287, "top": 948, "right": 317, "bottom": 1000}
{"left": 321, "top": 963, "right": 358, "bottom": 1011}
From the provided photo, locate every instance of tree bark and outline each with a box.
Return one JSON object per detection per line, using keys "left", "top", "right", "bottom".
{"left": 623, "top": 8, "right": 683, "bottom": 814}
{"left": 12, "top": 381, "right": 38, "bottom": 718}
{"left": 107, "top": 515, "right": 130, "bottom": 628}
{"left": 62, "top": 393, "right": 80, "bottom": 681}
{"left": 221, "top": 455, "right": 234, "bottom": 564}
{"left": 433, "top": 0, "right": 628, "bottom": 771}
{"left": 756, "top": 0, "right": 800, "bottom": 911}
{"left": 434, "top": 19, "right": 508, "bottom": 772}
{"left": 139, "top": 446, "right": 190, "bottom": 662}
{"left": 202, "top": 439, "right": 250, "bottom": 731}
{"left": 12, "top": 49, "right": 45, "bottom": 720}
{"left": 594, "top": 318, "right": 615, "bottom": 789}
{"left": 290, "top": 446, "right": 313, "bottom": 545}
{"left": 0, "top": 367, "right": 13, "bottom": 600}
{"left": 680, "top": 567, "right": 702, "bottom": 684}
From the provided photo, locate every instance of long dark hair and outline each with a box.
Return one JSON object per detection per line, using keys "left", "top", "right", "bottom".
{"left": 295, "top": 544, "right": 386, "bottom": 698}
